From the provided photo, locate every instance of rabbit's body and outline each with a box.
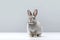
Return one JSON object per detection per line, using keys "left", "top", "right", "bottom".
{"left": 27, "top": 9, "right": 42, "bottom": 37}
{"left": 27, "top": 20, "right": 42, "bottom": 37}
{"left": 28, "top": 21, "right": 42, "bottom": 34}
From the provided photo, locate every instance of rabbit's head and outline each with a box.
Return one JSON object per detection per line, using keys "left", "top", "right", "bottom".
{"left": 27, "top": 9, "right": 38, "bottom": 24}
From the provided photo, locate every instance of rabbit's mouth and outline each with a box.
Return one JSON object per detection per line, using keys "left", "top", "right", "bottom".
{"left": 28, "top": 22, "right": 34, "bottom": 24}
{"left": 28, "top": 19, "right": 37, "bottom": 25}
{"left": 28, "top": 21, "right": 36, "bottom": 25}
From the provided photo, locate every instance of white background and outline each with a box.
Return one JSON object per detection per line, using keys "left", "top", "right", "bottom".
{"left": 0, "top": 32, "right": 60, "bottom": 40}
{"left": 0, "top": 0, "right": 60, "bottom": 32}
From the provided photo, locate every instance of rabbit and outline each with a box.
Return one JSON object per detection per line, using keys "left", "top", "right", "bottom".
{"left": 27, "top": 9, "right": 43, "bottom": 37}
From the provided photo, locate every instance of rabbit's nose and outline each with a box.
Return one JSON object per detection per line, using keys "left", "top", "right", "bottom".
{"left": 32, "top": 16, "right": 35, "bottom": 19}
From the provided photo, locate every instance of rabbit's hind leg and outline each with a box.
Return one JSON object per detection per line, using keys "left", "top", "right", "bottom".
{"left": 37, "top": 34, "right": 40, "bottom": 37}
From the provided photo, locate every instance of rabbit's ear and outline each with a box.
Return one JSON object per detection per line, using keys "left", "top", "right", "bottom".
{"left": 27, "top": 10, "right": 32, "bottom": 16}
{"left": 33, "top": 9, "right": 38, "bottom": 16}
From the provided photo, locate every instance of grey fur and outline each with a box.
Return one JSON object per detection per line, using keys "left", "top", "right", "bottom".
{"left": 27, "top": 9, "right": 42, "bottom": 37}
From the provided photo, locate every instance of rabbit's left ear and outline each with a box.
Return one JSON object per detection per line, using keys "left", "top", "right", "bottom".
{"left": 27, "top": 10, "right": 32, "bottom": 16}
{"left": 33, "top": 9, "right": 38, "bottom": 16}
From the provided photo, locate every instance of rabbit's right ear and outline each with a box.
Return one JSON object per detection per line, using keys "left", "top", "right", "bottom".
{"left": 33, "top": 9, "right": 38, "bottom": 17}
{"left": 27, "top": 10, "right": 32, "bottom": 16}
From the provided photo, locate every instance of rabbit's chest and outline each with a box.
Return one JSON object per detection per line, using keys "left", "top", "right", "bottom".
{"left": 29, "top": 24, "right": 37, "bottom": 29}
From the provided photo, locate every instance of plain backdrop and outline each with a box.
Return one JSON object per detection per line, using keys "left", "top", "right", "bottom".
{"left": 0, "top": 0, "right": 60, "bottom": 32}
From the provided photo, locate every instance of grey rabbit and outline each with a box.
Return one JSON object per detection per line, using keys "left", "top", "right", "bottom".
{"left": 27, "top": 9, "right": 43, "bottom": 37}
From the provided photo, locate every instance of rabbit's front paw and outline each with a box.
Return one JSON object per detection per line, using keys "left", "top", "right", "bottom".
{"left": 30, "top": 34, "right": 34, "bottom": 37}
